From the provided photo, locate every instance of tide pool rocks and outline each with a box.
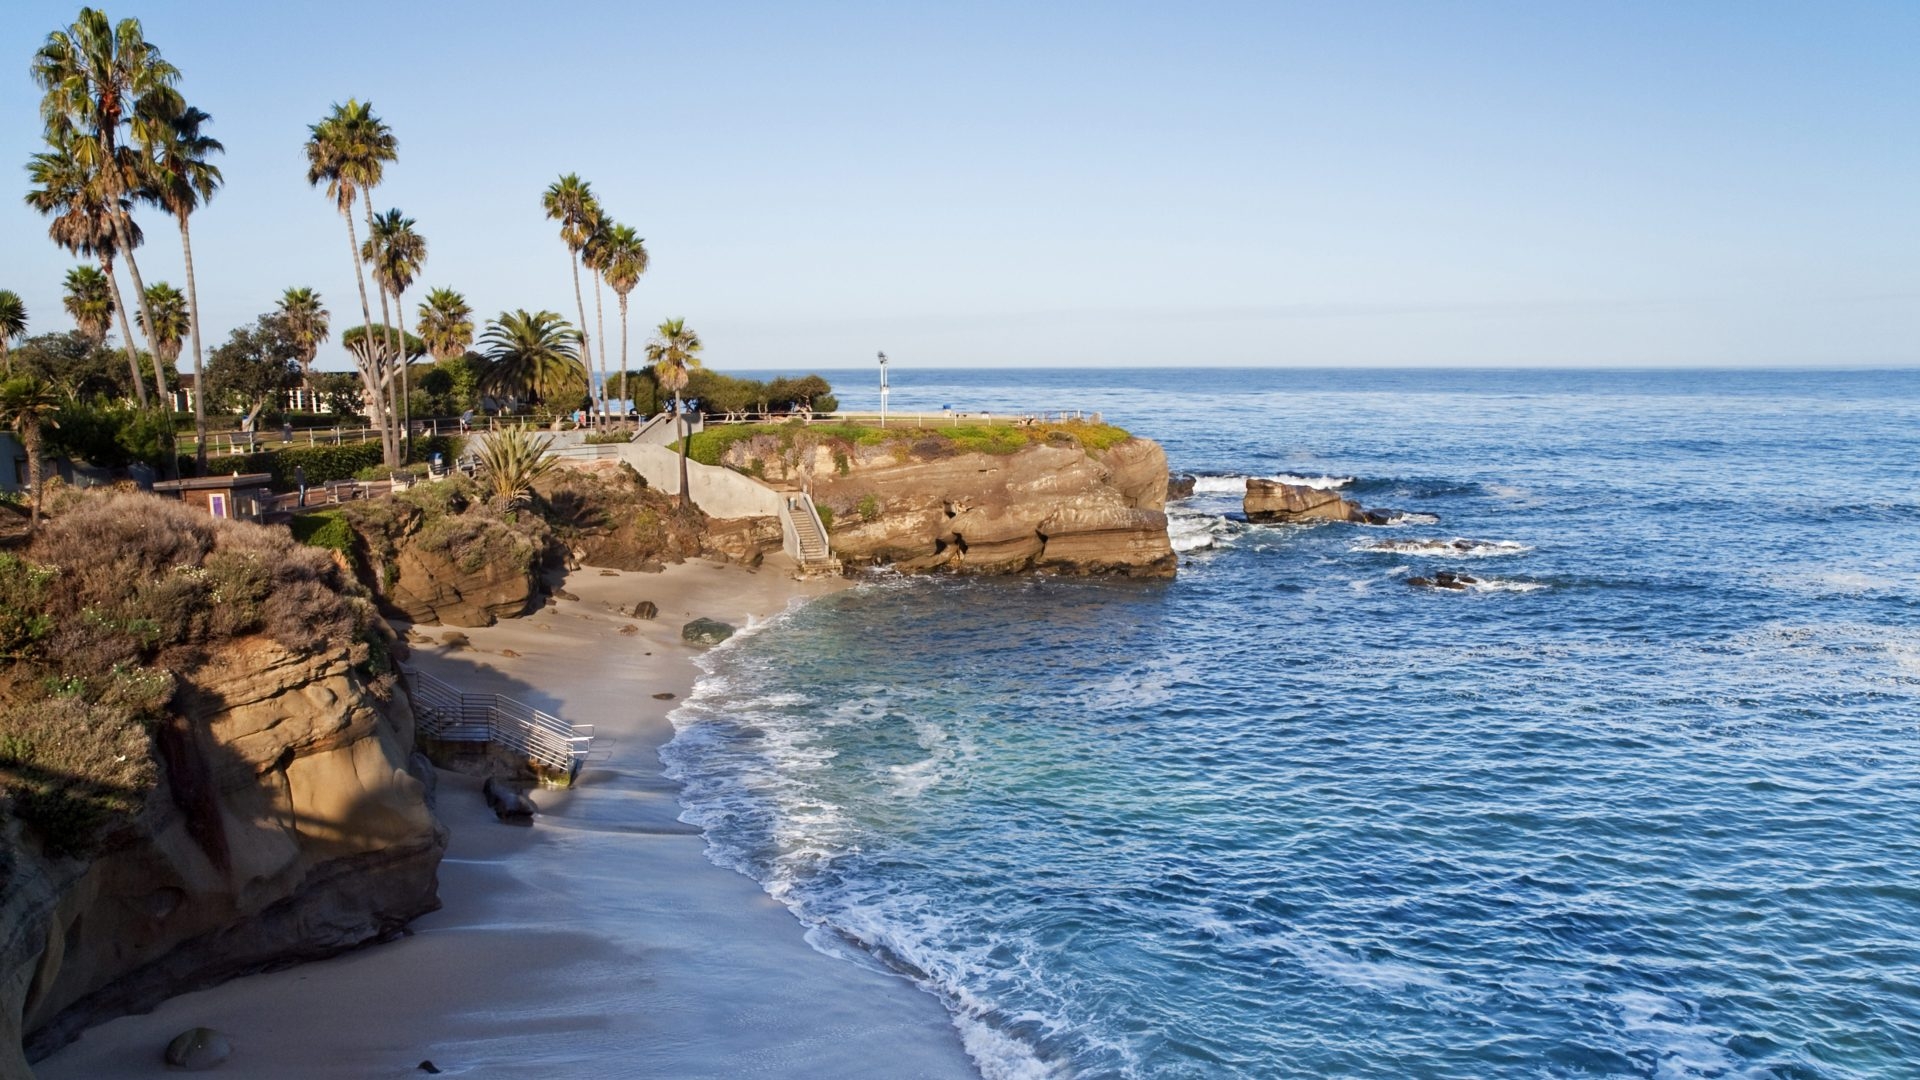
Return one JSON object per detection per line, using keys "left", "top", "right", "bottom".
{"left": 1243, "top": 478, "right": 1369, "bottom": 523}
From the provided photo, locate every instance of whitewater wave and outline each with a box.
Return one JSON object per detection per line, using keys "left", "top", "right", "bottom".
{"left": 1167, "top": 508, "right": 1245, "bottom": 553}
{"left": 1359, "top": 511, "right": 1441, "bottom": 527}
{"left": 1358, "top": 538, "right": 1532, "bottom": 558}
{"left": 1608, "top": 990, "right": 1772, "bottom": 1080}
{"left": 1188, "top": 473, "right": 1354, "bottom": 495}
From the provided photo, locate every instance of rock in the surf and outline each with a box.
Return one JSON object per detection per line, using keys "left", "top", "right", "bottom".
{"left": 1167, "top": 474, "right": 1196, "bottom": 500}
{"left": 1408, "top": 570, "right": 1479, "bottom": 591}
{"left": 1243, "top": 479, "right": 1368, "bottom": 523}
{"left": 681, "top": 617, "right": 736, "bottom": 645}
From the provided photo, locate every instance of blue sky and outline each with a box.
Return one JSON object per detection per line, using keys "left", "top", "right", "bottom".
{"left": 4, "top": 1, "right": 1916, "bottom": 370}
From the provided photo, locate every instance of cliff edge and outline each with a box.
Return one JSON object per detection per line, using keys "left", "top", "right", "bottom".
{"left": 0, "top": 493, "right": 445, "bottom": 1076}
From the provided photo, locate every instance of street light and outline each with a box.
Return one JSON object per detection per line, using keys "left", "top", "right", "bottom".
{"left": 877, "top": 350, "right": 890, "bottom": 428}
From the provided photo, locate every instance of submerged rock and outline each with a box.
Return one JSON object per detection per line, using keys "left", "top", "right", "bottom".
{"left": 164, "top": 1027, "right": 231, "bottom": 1070}
{"left": 682, "top": 618, "right": 736, "bottom": 646}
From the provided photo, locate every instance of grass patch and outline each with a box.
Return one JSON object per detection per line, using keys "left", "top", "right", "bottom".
{"left": 688, "top": 420, "right": 1134, "bottom": 468}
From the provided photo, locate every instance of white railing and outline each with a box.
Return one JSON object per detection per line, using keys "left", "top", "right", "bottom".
{"left": 404, "top": 665, "right": 593, "bottom": 780}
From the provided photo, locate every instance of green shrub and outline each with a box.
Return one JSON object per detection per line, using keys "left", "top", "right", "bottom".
{"left": 857, "top": 494, "right": 881, "bottom": 522}
{"left": 583, "top": 431, "right": 631, "bottom": 445}
{"left": 290, "top": 511, "right": 353, "bottom": 554}
{"left": 203, "top": 440, "right": 385, "bottom": 488}
{"left": 0, "top": 696, "right": 158, "bottom": 858}
{"left": 816, "top": 505, "right": 834, "bottom": 533}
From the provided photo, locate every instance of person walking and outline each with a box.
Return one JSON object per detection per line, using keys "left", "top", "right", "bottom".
{"left": 294, "top": 464, "right": 308, "bottom": 507}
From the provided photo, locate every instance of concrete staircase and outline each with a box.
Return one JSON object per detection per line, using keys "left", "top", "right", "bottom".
{"left": 781, "top": 492, "right": 842, "bottom": 577}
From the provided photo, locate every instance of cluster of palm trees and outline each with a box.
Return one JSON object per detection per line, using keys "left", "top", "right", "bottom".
{"left": 10, "top": 7, "right": 721, "bottom": 511}
{"left": 542, "top": 174, "right": 650, "bottom": 428}
{"left": 23, "top": 8, "right": 222, "bottom": 473}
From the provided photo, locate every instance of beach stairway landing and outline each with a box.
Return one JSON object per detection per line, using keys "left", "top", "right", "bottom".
{"left": 781, "top": 492, "right": 842, "bottom": 577}
{"left": 404, "top": 665, "right": 595, "bottom": 785}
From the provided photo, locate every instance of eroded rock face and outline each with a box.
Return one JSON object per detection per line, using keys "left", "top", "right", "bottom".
{"left": 3, "top": 639, "right": 445, "bottom": 1069}
{"left": 743, "top": 436, "right": 1176, "bottom": 578}
{"left": 383, "top": 542, "right": 538, "bottom": 628}
{"left": 1243, "top": 479, "right": 1369, "bottom": 524}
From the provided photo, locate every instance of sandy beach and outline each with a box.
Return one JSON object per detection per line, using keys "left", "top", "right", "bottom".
{"left": 39, "top": 558, "right": 977, "bottom": 1079}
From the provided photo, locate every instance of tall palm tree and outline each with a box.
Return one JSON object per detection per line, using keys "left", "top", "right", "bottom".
{"left": 32, "top": 8, "right": 182, "bottom": 399}
{"left": 602, "top": 225, "right": 649, "bottom": 421}
{"left": 542, "top": 175, "right": 598, "bottom": 416}
{"left": 24, "top": 135, "right": 148, "bottom": 404}
{"left": 277, "top": 287, "right": 330, "bottom": 387}
{"left": 306, "top": 99, "right": 398, "bottom": 465}
{"left": 135, "top": 99, "right": 221, "bottom": 469}
{"left": 645, "top": 317, "right": 703, "bottom": 507}
{"left": 582, "top": 212, "right": 613, "bottom": 425}
{"left": 0, "top": 375, "right": 62, "bottom": 530}
{"left": 0, "top": 292, "right": 29, "bottom": 374}
{"left": 417, "top": 287, "right": 473, "bottom": 363}
{"left": 63, "top": 266, "right": 115, "bottom": 347}
{"left": 136, "top": 281, "right": 188, "bottom": 377}
{"left": 479, "top": 310, "right": 584, "bottom": 408}
{"left": 364, "top": 209, "right": 426, "bottom": 455}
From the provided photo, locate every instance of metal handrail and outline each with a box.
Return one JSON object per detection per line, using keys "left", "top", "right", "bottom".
{"left": 405, "top": 665, "right": 592, "bottom": 777}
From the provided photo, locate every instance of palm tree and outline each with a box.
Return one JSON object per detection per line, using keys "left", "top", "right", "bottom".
{"left": 602, "top": 225, "right": 649, "bottom": 422}
{"left": 542, "top": 175, "right": 599, "bottom": 416}
{"left": 0, "top": 375, "right": 62, "bottom": 530}
{"left": 32, "top": 9, "right": 182, "bottom": 399}
{"left": 417, "top": 288, "right": 473, "bottom": 363}
{"left": 645, "top": 317, "right": 703, "bottom": 507}
{"left": 581, "top": 212, "right": 614, "bottom": 425}
{"left": 135, "top": 99, "right": 221, "bottom": 470}
{"left": 0, "top": 292, "right": 28, "bottom": 373}
{"left": 63, "top": 266, "right": 115, "bottom": 347}
{"left": 363, "top": 209, "right": 426, "bottom": 455}
{"left": 277, "top": 287, "right": 330, "bottom": 387}
{"left": 479, "top": 310, "right": 584, "bottom": 407}
{"left": 24, "top": 135, "right": 148, "bottom": 404}
{"left": 306, "top": 99, "right": 399, "bottom": 465}
{"left": 136, "top": 281, "right": 188, "bottom": 375}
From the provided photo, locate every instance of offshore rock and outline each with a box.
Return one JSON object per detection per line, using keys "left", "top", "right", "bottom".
{"left": 6, "top": 640, "right": 445, "bottom": 1068}
{"left": 1167, "top": 474, "right": 1197, "bottom": 500}
{"left": 1243, "top": 478, "right": 1369, "bottom": 524}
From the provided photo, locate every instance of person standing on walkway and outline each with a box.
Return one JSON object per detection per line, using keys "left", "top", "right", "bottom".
{"left": 295, "top": 464, "right": 307, "bottom": 507}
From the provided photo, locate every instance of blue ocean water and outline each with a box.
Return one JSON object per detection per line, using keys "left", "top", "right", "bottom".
{"left": 660, "top": 368, "right": 1920, "bottom": 1079}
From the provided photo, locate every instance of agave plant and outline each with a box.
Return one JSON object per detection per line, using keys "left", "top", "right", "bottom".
{"left": 474, "top": 425, "right": 557, "bottom": 509}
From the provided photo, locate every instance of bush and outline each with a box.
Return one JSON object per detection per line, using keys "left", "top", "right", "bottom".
{"left": 856, "top": 494, "right": 881, "bottom": 522}
{"left": 203, "top": 440, "right": 384, "bottom": 488}
{"left": 0, "top": 695, "right": 159, "bottom": 858}
{"left": 290, "top": 511, "right": 353, "bottom": 554}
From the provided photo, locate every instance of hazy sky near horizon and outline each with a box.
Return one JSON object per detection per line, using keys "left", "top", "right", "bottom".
{"left": 3, "top": 1, "right": 1916, "bottom": 372}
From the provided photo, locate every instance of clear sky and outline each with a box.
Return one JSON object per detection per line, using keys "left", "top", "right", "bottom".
{"left": 4, "top": 1, "right": 1916, "bottom": 371}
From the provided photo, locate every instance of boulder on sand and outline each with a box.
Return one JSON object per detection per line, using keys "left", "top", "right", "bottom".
{"left": 482, "top": 777, "right": 536, "bottom": 822}
{"left": 629, "top": 600, "right": 659, "bottom": 619}
{"left": 1243, "top": 479, "right": 1368, "bottom": 524}
{"left": 682, "top": 618, "right": 736, "bottom": 646}
{"left": 164, "top": 1027, "right": 231, "bottom": 1070}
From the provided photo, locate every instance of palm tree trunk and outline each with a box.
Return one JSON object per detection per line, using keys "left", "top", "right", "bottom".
{"left": 341, "top": 207, "right": 394, "bottom": 467}
{"left": 568, "top": 251, "right": 593, "bottom": 420}
{"left": 101, "top": 256, "right": 148, "bottom": 407}
{"left": 674, "top": 389, "right": 690, "bottom": 508}
{"left": 366, "top": 196, "right": 401, "bottom": 469}
{"left": 24, "top": 420, "right": 42, "bottom": 531}
{"left": 179, "top": 215, "right": 209, "bottom": 474}
{"left": 617, "top": 292, "right": 630, "bottom": 426}
{"left": 394, "top": 284, "right": 409, "bottom": 462}
{"left": 109, "top": 212, "right": 169, "bottom": 402}
{"left": 592, "top": 270, "right": 608, "bottom": 427}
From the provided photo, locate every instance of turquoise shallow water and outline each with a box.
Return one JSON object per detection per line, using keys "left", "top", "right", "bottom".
{"left": 661, "top": 369, "right": 1920, "bottom": 1079}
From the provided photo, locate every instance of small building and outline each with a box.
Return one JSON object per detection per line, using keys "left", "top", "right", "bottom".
{"left": 153, "top": 473, "right": 276, "bottom": 523}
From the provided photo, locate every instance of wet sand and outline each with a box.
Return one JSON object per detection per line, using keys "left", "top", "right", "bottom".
{"left": 40, "top": 558, "right": 977, "bottom": 1079}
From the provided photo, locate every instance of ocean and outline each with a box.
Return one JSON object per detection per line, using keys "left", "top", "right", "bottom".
{"left": 659, "top": 368, "right": 1920, "bottom": 1079}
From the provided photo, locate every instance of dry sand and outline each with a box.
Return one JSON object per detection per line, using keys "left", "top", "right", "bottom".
{"left": 40, "top": 558, "right": 978, "bottom": 1079}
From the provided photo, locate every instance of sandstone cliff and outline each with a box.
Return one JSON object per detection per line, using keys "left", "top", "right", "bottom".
{"left": 712, "top": 427, "right": 1176, "bottom": 577}
{"left": 0, "top": 493, "right": 445, "bottom": 1075}
{"left": 339, "top": 478, "right": 553, "bottom": 627}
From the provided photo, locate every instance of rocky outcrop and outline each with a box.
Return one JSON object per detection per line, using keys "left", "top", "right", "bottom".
{"left": 339, "top": 480, "right": 553, "bottom": 628}
{"left": 704, "top": 516, "right": 784, "bottom": 567}
{"left": 1167, "top": 474, "right": 1196, "bottom": 500}
{"left": 1243, "top": 479, "right": 1369, "bottom": 523}
{"left": 718, "top": 431, "right": 1175, "bottom": 577}
{"left": 3, "top": 639, "right": 445, "bottom": 1071}
{"left": 539, "top": 462, "right": 706, "bottom": 572}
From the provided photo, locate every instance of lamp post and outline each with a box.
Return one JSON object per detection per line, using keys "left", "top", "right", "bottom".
{"left": 877, "top": 350, "right": 890, "bottom": 428}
